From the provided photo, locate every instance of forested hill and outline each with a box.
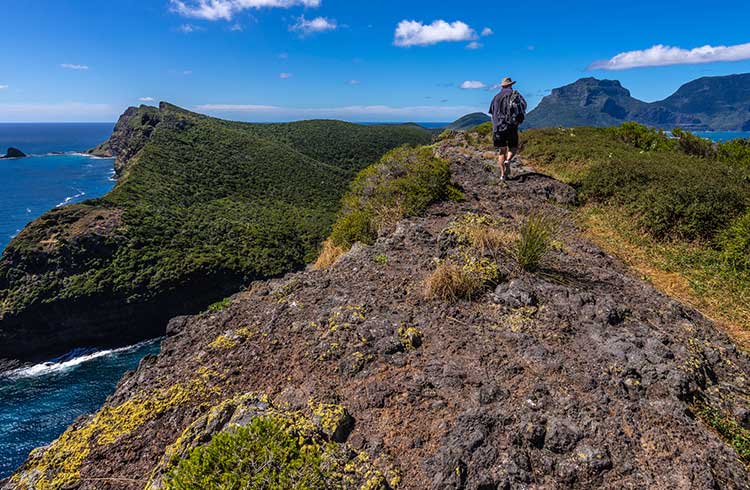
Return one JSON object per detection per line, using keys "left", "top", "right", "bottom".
{"left": 0, "top": 103, "right": 432, "bottom": 366}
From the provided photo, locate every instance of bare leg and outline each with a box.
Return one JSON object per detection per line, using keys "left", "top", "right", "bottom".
{"left": 497, "top": 147, "right": 508, "bottom": 180}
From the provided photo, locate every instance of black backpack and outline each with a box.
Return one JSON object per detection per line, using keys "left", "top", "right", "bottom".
{"left": 506, "top": 90, "right": 527, "bottom": 127}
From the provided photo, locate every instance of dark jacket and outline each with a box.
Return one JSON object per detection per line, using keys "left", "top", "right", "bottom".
{"left": 489, "top": 88, "right": 526, "bottom": 133}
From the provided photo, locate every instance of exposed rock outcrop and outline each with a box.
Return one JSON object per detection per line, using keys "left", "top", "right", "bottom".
{"left": 1, "top": 148, "right": 26, "bottom": 159}
{"left": 8, "top": 133, "right": 748, "bottom": 489}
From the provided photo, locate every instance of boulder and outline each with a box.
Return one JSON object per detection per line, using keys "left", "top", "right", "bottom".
{"left": 2, "top": 147, "right": 26, "bottom": 158}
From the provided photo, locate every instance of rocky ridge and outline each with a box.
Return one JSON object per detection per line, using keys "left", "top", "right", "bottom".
{"left": 5, "top": 132, "right": 749, "bottom": 489}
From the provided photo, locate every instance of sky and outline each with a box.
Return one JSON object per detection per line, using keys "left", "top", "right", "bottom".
{"left": 1, "top": 0, "right": 750, "bottom": 122}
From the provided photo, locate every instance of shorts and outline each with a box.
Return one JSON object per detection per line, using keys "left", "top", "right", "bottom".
{"left": 493, "top": 127, "right": 519, "bottom": 149}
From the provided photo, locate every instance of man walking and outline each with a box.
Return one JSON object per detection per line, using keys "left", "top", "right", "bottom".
{"left": 489, "top": 77, "right": 527, "bottom": 181}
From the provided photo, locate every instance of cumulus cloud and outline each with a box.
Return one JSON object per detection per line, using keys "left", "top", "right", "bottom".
{"left": 61, "top": 64, "right": 89, "bottom": 70}
{"left": 139, "top": 97, "right": 155, "bottom": 102}
{"left": 279, "top": 72, "right": 292, "bottom": 79}
{"left": 290, "top": 15, "right": 337, "bottom": 35}
{"left": 465, "top": 41, "right": 482, "bottom": 50}
{"left": 394, "top": 20, "right": 477, "bottom": 47}
{"left": 195, "top": 103, "right": 481, "bottom": 121}
{"left": 481, "top": 27, "right": 493, "bottom": 36}
{"left": 0, "top": 85, "right": 8, "bottom": 90}
{"left": 170, "top": 0, "right": 320, "bottom": 21}
{"left": 460, "top": 80, "right": 486, "bottom": 89}
{"left": 589, "top": 42, "right": 750, "bottom": 70}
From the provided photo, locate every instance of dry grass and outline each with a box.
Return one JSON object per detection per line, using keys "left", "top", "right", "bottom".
{"left": 449, "top": 213, "right": 517, "bottom": 257}
{"left": 424, "top": 263, "right": 484, "bottom": 302}
{"left": 314, "top": 239, "right": 347, "bottom": 270}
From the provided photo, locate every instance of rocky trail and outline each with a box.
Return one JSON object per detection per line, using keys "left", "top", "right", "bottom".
{"left": 7, "top": 134, "right": 750, "bottom": 489}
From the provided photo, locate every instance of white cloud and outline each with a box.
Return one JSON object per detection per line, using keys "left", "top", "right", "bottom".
{"left": 481, "top": 27, "right": 493, "bottom": 36}
{"left": 139, "top": 97, "right": 155, "bottom": 102}
{"left": 279, "top": 72, "right": 292, "bottom": 79}
{"left": 589, "top": 42, "right": 750, "bottom": 70}
{"left": 394, "top": 20, "right": 477, "bottom": 47}
{"left": 0, "top": 102, "right": 115, "bottom": 122}
{"left": 346, "top": 79, "right": 361, "bottom": 85}
{"left": 178, "top": 23, "right": 202, "bottom": 33}
{"left": 195, "top": 103, "right": 481, "bottom": 122}
{"left": 229, "top": 22, "right": 244, "bottom": 31}
{"left": 0, "top": 85, "right": 8, "bottom": 90}
{"left": 183, "top": 70, "right": 194, "bottom": 75}
{"left": 290, "top": 15, "right": 337, "bottom": 35}
{"left": 61, "top": 64, "right": 89, "bottom": 71}
{"left": 171, "top": 0, "right": 320, "bottom": 21}
{"left": 460, "top": 80, "right": 486, "bottom": 89}
{"left": 466, "top": 41, "right": 482, "bottom": 50}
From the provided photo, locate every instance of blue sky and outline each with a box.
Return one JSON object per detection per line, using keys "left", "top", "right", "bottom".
{"left": 1, "top": 0, "right": 750, "bottom": 122}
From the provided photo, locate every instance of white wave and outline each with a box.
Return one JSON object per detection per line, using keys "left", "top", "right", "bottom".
{"left": 3, "top": 339, "right": 160, "bottom": 380}
{"left": 55, "top": 190, "right": 86, "bottom": 208}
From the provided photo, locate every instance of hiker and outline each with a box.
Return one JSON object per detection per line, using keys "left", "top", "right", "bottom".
{"left": 489, "top": 77, "right": 527, "bottom": 181}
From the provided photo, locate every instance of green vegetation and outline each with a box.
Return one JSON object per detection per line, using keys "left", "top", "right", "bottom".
{"left": 519, "top": 123, "right": 750, "bottom": 342}
{"left": 0, "top": 104, "right": 432, "bottom": 340}
{"left": 165, "top": 416, "right": 336, "bottom": 489}
{"left": 328, "top": 146, "right": 459, "bottom": 250}
{"left": 513, "top": 214, "right": 558, "bottom": 272}
{"left": 163, "top": 401, "right": 389, "bottom": 490}
{"left": 694, "top": 403, "right": 750, "bottom": 465}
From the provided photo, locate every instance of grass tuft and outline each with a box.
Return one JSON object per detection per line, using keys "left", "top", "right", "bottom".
{"left": 313, "top": 239, "right": 347, "bottom": 270}
{"left": 513, "top": 214, "right": 558, "bottom": 272}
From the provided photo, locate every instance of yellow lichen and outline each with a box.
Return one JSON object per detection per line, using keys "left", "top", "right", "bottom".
{"left": 208, "top": 333, "right": 239, "bottom": 350}
{"left": 398, "top": 326, "right": 423, "bottom": 350}
{"left": 12, "top": 376, "right": 219, "bottom": 490}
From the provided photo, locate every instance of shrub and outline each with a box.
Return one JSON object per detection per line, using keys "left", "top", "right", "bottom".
{"left": 611, "top": 122, "right": 675, "bottom": 151}
{"left": 672, "top": 127, "right": 716, "bottom": 158}
{"left": 718, "top": 138, "right": 750, "bottom": 167}
{"left": 513, "top": 214, "right": 557, "bottom": 272}
{"left": 329, "top": 146, "right": 454, "bottom": 249}
{"left": 637, "top": 177, "right": 746, "bottom": 239}
{"left": 165, "top": 416, "right": 334, "bottom": 489}
{"left": 718, "top": 210, "right": 750, "bottom": 271}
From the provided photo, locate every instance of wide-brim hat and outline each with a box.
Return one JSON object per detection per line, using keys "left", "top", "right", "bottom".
{"left": 501, "top": 77, "right": 516, "bottom": 87}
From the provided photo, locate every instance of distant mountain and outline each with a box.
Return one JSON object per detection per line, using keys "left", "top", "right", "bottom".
{"left": 525, "top": 73, "right": 750, "bottom": 131}
{"left": 447, "top": 112, "right": 491, "bottom": 131}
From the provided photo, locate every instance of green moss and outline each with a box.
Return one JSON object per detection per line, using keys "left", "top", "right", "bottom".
{"left": 206, "top": 297, "right": 231, "bottom": 313}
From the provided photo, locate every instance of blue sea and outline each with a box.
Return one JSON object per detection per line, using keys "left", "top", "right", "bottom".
{"left": 0, "top": 123, "right": 161, "bottom": 479}
{"left": 694, "top": 131, "right": 750, "bottom": 142}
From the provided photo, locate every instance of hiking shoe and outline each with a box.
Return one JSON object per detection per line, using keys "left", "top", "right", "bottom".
{"left": 500, "top": 174, "right": 506, "bottom": 182}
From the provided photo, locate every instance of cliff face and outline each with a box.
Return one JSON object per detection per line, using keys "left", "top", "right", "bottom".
{"left": 0, "top": 103, "right": 433, "bottom": 365}
{"left": 88, "top": 105, "right": 161, "bottom": 176}
{"left": 525, "top": 73, "right": 750, "bottom": 130}
{"left": 7, "top": 132, "right": 748, "bottom": 489}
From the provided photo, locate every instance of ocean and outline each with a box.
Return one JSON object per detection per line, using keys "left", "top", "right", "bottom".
{"left": 0, "top": 123, "right": 162, "bottom": 480}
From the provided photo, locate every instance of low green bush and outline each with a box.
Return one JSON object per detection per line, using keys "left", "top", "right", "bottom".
{"left": 165, "top": 416, "right": 335, "bottom": 489}
{"left": 610, "top": 122, "right": 675, "bottom": 151}
{"left": 718, "top": 138, "right": 750, "bottom": 167}
{"left": 718, "top": 210, "right": 750, "bottom": 271}
{"left": 329, "top": 146, "right": 456, "bottom": 248}
{"left": 672, "top": 127, "right": 717, "bottom": 158}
